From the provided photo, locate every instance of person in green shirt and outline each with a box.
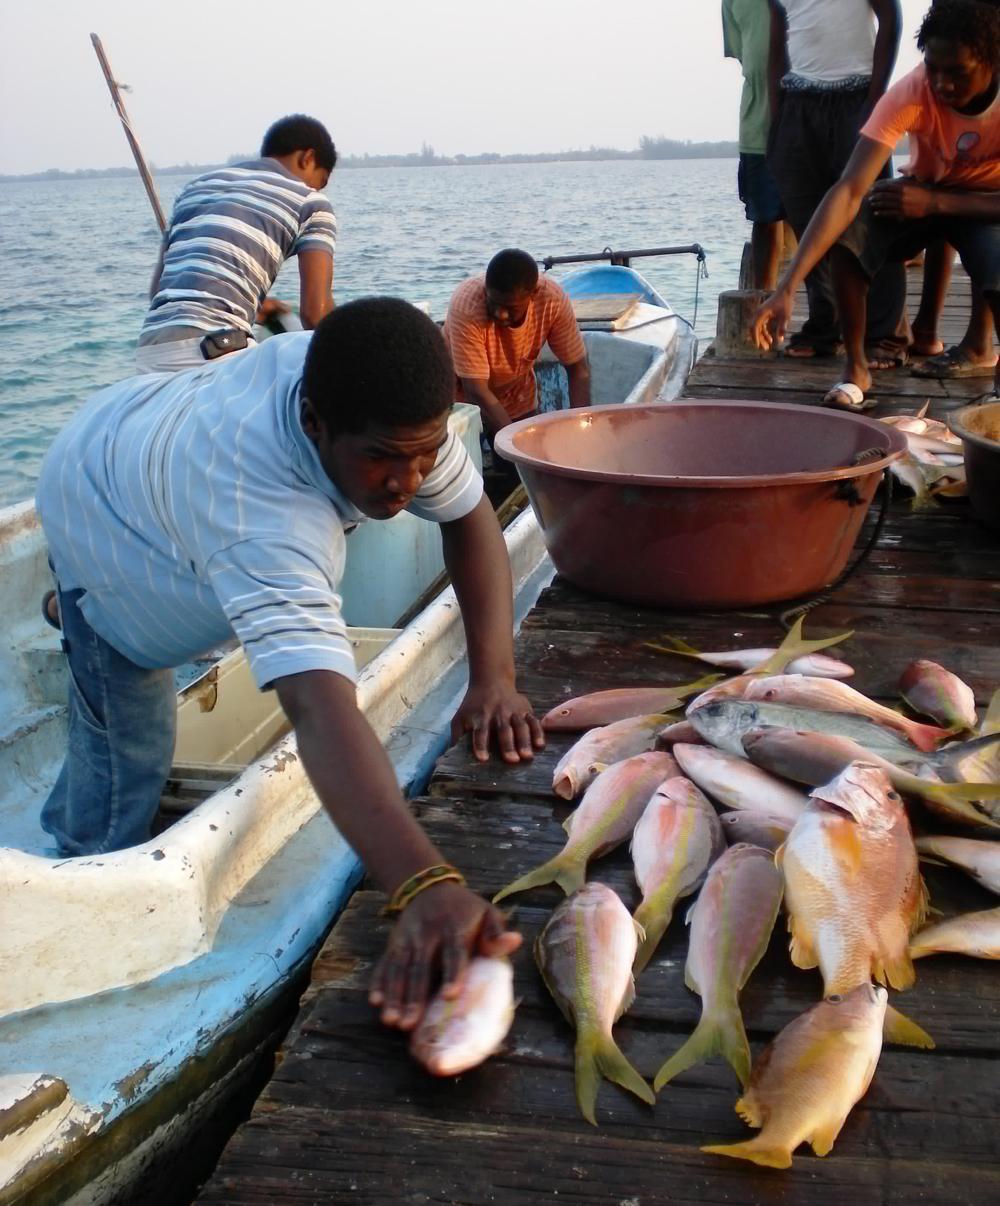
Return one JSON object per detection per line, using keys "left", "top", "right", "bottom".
{"left": 723, "top": 0, "right": 785, "bottom": 289}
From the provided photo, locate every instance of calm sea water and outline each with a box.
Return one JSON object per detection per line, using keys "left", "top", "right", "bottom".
{"left": 0, "top": 158, "right": 748, "bottom": 506}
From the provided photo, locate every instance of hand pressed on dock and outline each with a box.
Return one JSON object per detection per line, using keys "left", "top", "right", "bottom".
{"left": 369, "top": 882, "right": 522, "bottom": 1029}
{"left": 451, "top": 680, "right": 546, "bottom": 763}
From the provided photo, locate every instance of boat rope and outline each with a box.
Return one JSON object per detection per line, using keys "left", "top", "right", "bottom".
{"left": 690, "top": 246, "right": 709, "bottom": 329}
{"left": 779, "top": 453, "right": 894, "bottom": 631}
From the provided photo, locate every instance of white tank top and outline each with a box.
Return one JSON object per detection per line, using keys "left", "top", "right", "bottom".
{"left": 782, "top": 0, "right": 876, "bottom": 82}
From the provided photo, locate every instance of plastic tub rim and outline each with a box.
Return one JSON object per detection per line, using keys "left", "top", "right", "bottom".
{"left": 494, "top": 399, "right": 907, "bottom": 490}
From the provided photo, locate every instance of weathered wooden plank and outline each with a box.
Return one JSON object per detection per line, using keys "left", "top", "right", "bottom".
{"left": 236, "top": 999, "right": 1000, "bottom": 1169}
{"left": 513, "top": 603, "right": 1000, "bottom": 701}
{"left": 197, "top": 1105, "right": 1000, "bottom": 1205}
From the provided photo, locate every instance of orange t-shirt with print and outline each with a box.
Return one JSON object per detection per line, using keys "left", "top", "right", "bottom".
{"left": 443, "top": 275, "right": 586, "bottom": 420}
{"left": 862, "top": 64, "right": 1000, "bottom": 188}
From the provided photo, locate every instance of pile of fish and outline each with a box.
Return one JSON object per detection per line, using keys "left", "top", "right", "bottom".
{"left": 414, "top": 618, "right": 1000, "bottom": 1170}
{"left": 881, "top": 404, "right": 966, "bottom": 508}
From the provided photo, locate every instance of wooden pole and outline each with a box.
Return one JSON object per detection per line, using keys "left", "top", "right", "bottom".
{"left": 90, "top": 33, "right": 167, "bottom": 233}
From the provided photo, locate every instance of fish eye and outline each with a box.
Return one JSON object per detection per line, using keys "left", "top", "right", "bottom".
{"left": 559, "top": 708, "right": 570, "bottom": 716}
{"left": 826, "top": 993, "right": 843, "bottom": 1003}
{"left": 887, "top": 790, "right": 900, "bottom": 801}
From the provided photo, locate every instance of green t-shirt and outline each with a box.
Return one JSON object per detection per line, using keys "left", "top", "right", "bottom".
{"left": 722, "top": 0, "right": 771, "bottom": 154}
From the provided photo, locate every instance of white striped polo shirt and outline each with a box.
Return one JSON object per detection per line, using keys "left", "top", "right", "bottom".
{"left": 36, "top": 333, "right": 482, "bottom": 688}
{"left": 139, "top": 158, "right": 336, "bottom": 343}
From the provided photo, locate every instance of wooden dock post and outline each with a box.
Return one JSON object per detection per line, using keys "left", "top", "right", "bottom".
{"left": 714, "top": 288, "right": 772, "bottom": 358}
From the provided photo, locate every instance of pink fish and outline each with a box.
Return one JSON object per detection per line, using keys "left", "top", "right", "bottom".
{"left": 899, "top": 660, "right": 977, "bottom": 732}
{"left": 542, "top": 676, "right": 721, "bottom": 732}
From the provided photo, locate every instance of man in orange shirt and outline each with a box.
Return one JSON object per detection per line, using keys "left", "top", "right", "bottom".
{"left": 754, "top": 0, "right": 1000, "bottom": 409}
{"left": 443, "top": 248, "right": 591, "bottom": 438}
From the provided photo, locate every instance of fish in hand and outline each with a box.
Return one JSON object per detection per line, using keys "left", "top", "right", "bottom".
{"left": 410, "top": 956, "right": 516, "bottom": 1076}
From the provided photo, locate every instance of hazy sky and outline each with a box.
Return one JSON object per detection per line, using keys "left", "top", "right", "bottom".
{"left": 1, "top": 0, "right": 933, "bottom": 175}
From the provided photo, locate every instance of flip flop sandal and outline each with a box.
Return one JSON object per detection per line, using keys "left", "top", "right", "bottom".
{"left": 911, "top": 345, "right": 999, "bottom": 379}
{"left": 865, "top": 342, "right": 909, "bottom": 370}
{"left": 822, "top": 382, "right": 874, "bottom": 413}
{"left": 41, "top": 589, "right": 61, "bottom": 631}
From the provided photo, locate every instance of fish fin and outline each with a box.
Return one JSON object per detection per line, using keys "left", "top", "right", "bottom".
{"left": 755, "top": 616, "right": 853, "bottom": 677}
{"left": 615, "top": 975, "right": 637, "bottom": 1024}
{"left": 672, "top": 672, "right": 728, "bottom": 700}
{"left": 905, "top": 719, "right": 956, "bottom": 754}
{"left": 981, "top": 689, "right": 1000, "bottom": 736}
{"left": 653, "top": 999, "right": 751, "bottom": 1092}
{"left": 632, "top": 902, "right": 674, "bottom": 975}
{"left": 575, "top": 1029, "right": 655, "bottom": 1123}
{"left": 492, "top": 853, "right": 585, "bottom": 904}
{"left": 787, "top": 915, "right": 818, "bottom": 970}
{"left": 935, "top": 731, "right": 1000, "bottom": 782}
{"left": 809, "top": 1117, "right": 847, "bottom": 1158}
{"left": 916, "top": 400, "right": 930, "bottom": 419}
{"left": 883, "top": 1003, "right": 935, "bottom": 1049}
{"left": 701, "top": 1139, "right": 792, "bottom": 1169}
{"left": 734, "top": 1090, "right": 763, "bottom": 1128}
{"left": 916, "top": 780, "right": 1000, "bottom": 830}
{"left": 881, "top": 949, "right": 917, "bottom": 992}
{"left": 644, "top": 636, "right": 704, "bottom": 661}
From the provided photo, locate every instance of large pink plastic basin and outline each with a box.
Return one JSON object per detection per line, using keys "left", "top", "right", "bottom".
{"left": 494, "top": 401, "right": 906, "bottom": 608}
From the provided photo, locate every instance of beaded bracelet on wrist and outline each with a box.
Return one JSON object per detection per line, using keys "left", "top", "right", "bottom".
{"left": 381, "top": 863, "right": 467, "bottom": 916}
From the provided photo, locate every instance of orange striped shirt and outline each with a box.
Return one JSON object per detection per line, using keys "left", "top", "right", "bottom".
{"left": 443, "top": 275, "right": 586, "bottom": 420}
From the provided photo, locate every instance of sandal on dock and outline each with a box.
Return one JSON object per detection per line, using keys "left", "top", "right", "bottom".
{"left": 821, "top": 382, "right": 874, "bottom": 413}
{"left": 911, "top": 345, "right": 999, "bottom": 379}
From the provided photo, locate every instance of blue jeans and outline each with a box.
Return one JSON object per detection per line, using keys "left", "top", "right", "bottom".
{"left": 42, "top": 586, "right": 177, "bottom": 856}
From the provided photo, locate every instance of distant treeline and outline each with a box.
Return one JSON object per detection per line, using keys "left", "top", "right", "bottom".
{"left": 0, "top": 135, "right": 739, "bottom": 182}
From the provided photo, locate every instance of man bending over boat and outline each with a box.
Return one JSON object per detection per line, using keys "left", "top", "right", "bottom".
{"left": 136, "top": 114, "right": 337, "bottom": 374}
{"left": 754, "top": 0, "right": 1000, "bottom": 409}
{"left": 444, "top": 248, "right": 592, "bottom": 439}
{"left": 35, "top": 298, "right": 543, "bottom": 1028}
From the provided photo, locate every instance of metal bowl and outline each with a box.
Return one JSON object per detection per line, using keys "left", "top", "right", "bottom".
{"left": 494, "top": 400, "right": 906, "bottom": 608}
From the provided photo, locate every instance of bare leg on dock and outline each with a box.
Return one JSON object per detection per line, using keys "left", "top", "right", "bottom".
{"left": 752, "top": 221, "right": 783, "bottom": 293}
{"left": 828, "top": 245, "right": 873, "bottom": 401}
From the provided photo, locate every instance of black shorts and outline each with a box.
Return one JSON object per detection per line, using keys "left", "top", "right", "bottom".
{"left": 837, "top": 195, "right": 1000, "bottom": 296}
{"left": 738, "top": 153, "right": 785, "bottom": 224}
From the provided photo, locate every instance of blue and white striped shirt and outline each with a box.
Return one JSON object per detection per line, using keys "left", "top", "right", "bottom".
{"left": 36, "top": 334, "right": 482, "bottom": 688}
{"left": 139, "top": 158, "right": 336, "bottom": 343}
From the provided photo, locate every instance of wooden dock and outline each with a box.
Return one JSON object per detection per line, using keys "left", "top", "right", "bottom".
{"left": 198, "top": 268, "right": 999, "bottom": 1205}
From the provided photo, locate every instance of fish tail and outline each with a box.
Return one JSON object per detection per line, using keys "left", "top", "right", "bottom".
{"left": 653, "top": 999, "right": 751, "bottom": 1092}
{"left": 492, "top": 853, "right": 584, "bottom": 904}
{"left": 701, "top": 1138, "right": 792, "bottom": 1170}
{"left": 883, "top": 1003, "right": 935, "bottom": 1049}
{"left": 756, "top": 616, "right": 853, "bottom": 676}
{"left": 574, "top": 1028, "right": 655, "bottom": 1124}
{"left": 919, "top": 780, "right": 1000, "bottom": 828}
{"left": 903, "top": 719, "right": 954, "bottom": 753}
{"left": 632, "top": 902, "right": 674, "bottom": 975}
{"left": 645, "top": 636, "right": 703, "bottom": 660}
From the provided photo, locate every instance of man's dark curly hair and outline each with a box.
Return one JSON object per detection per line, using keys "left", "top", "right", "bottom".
{"left": 485, "top": 248, "right": 539, "bottom": 294}
{"left": 919, "top": 0, "right": 1000, "bottom": 67}
{"left": 261, "top": 114, "right": 337, "bottom": 172}
{"left": 302, "top": 298, "right": 453, "bottom": 436}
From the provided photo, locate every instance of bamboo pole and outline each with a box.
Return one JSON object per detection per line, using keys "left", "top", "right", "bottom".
{"left": 90, "top": 33, "right": 167, "bottom": 233}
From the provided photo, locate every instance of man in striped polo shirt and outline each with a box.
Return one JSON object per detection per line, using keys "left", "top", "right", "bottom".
{"left": 136, "top": 114, "right": 337, "bottom": 374}
{"left": 37, "top": 298, "right": 542, "bottom": 1028}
